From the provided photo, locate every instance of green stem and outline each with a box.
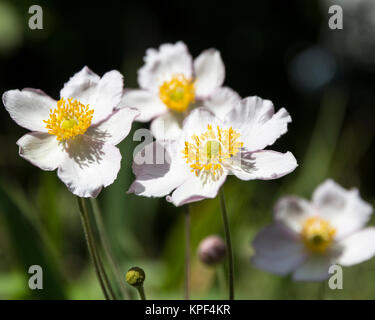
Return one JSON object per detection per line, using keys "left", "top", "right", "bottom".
{"left": 84, "top": 200, "right": 116, "bottom": 300}
{"left": 217, "top": 265, "right": 226, "bottom": 299}
{"left": 136, "top": 285, "right": 146, "bottom": 300}
{"left": 78, "top": 197, "right": 116, "bottom": 300}
{"left": 317, "top": 282, "right": 326, "bottom": 300}
{"left": 219, "top": 188, "right": 235, "bottom": 300}
{"left": 184, "top": 204, "right": 191, "bottom": 300}
{"left": 77, "top": 197, "right": 110, "bottom": 300}
{"left": 94, "top": 238, "right": 116, "bottom": 300}
{"left": 90, "top": 198, "right": 132, "bottom": 299}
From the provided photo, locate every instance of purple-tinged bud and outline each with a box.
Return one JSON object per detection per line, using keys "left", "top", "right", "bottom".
{"left": 198, "top": 235, "right": 227, "bottom": 265}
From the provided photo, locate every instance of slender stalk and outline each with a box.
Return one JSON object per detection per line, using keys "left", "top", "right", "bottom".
{"left": 94, "top": 240, "right": 116, "bottom": 300}
{"left": 184, "top": 204, "right": 191, "bottom": 300}
{"left": 317, "top": 282, "right": 326, "bottom": 300}
{"left": 77, "top": 197, "right": 110, "bottom": 300}
{"left": 282, "top": 275, "right": 296, "bottom": 299}
{"left": 136, "top": 285, "right": 146, "bottom": 300}
{"left": 83, "top": 199, "right": 116, "bottom": 300}
{"left": 90, "top": 198, "right": 132, "bottom": 299}
{"left": 219, "top": 188, "right": 235, "bottom": 300}
{"left": 78, "top": 197, "right": 116, "bottom": 299}
{"left": 217, "top": 265, "right": 226, "bottom": 299}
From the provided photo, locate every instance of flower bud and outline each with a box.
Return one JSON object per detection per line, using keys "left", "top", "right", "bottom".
{"left": 198, "top": 235, "right": 227, "bottom": 265}
{"left": 126, "top": 266, "right": 145, "bottom": 287}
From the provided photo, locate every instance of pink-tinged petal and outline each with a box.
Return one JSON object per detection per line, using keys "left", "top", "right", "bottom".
{"left": 128, "top": 141, "right": 189, "bottom": 198}
{"left": 121, "top": 89, "right": 167, "bottom": 122}
{"left": 229, "top": 150, "right": 297, "bottom": 181}
{"left": 274, "top": 196, "right": 314, "bottom": 233}
{"left": 60, "top": 66, "right": 124, "bottom": 124}
{"left": 87, "top": 107, "right": 139, "bottom": 145}
{"left": 150, "top": 112, "right": 183, "bottom": 141}
{"left": 166, "top": 171, "right": 227, "bottom": 207}
{"left": 91, "top": 70, "right": 124, "bottom": 122}
{"left": 292, "top": 255, "right": 332, "bottom": 282}
{"left": 17, "top": 132, "right": 65, "bottom": 171}
{"left": 180, "top": 107, "right": 222, "bottom": 142}
{"left": 194, "top": 49, "right": 225, "bottom": 97}
{"left": 336, "top": 227, "right": 375, "bottom": 266}
{"left": 3, "top": 89, "right": 56, "bottom": 132}
{"left": 312, "top": 179, "right": 373, "bottom": 239}
{"left": 225, "top": 96, "right": 292, "bottom": 151}
{"left": 202, "top": 86, "right": 240, "bottom": 119}
{"left": 252, "top": 223, "right": 307, "bottom": 275}
{"left": 60, "top": 66, "right": 100, "bottom": 102}
{"left": 57, "top": 137, "right": 121, "bottom": 198}
{"left": 138, "top": 42, "right": 193, "bottom": 93}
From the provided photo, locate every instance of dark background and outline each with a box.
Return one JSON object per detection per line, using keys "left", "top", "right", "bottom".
{"left": 0, "top": 0, "right": 374, "bottom": 299}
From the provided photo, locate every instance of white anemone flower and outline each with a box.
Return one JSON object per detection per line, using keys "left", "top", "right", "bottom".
{"left": 122, "top": 41, "right": 240, "bottom": 140}
{"left": 252, "top": 179, "right": 375, "bottom": 281}
{"left": 128, "top": 96, "right": 297, "bottom": 206}
{"left": 3, "top": 66, "right": 139, "bottom": 198}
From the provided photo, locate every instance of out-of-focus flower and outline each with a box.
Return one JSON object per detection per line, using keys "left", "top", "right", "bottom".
{"left": 128, "top": 96, "right": 297, "bottom": 206}
{"left": 198, "top": 235, "right": 227, "bottom": 265}
{"left": 3, "top": 66, "right": 139, "bottom": 198}
{"left": 288, "top": 46, "right": 337, "bottom": 93}
{"left": 252, "top": 179, "right": 375, "bottom": 281}
{"left": 122, "top": 41, "right": 240, "bottom": 140}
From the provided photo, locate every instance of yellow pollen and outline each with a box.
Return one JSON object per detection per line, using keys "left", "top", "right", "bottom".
{"left": 44, "top": 98, "right": 94, "bottom": 141}
{"left": 159, "top": 74, "right": 195, "bottom": 112}
{"left": 182, "top": 124, "right": 243, "bottom": 177}
{"left": 301, "top": 216, "right": 336, "bottom": 253}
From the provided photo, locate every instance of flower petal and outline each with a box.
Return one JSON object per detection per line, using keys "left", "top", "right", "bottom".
{"left": 166, "top": 171, "right": 227, "bottom": 207}
{"left": 203, "top": 86, "right": 240, "bottom": 119}
{"left": 312, "top": 179, "right": 373, "bottom": 239}
{"left": 128, "top": 141, "right": 189, "bottom": 198}
{"left": 3, "top": 89, "right": 56, "bottom": 132}
{"left": 57, "top": 137, "right": 121, "bottom": 198}
{"left": 337, "top": 227, "right": 375, "bottom": 266}
{"left": 180, "top": 107, "right": 222, "bottom": 142}
{"left": 121, "top": 89, "right": 167, "bottom": 122}
{"left": 60, "top": 66, "right": 100, "bottom": 102}
{"left": 150, "top": 111, "right": 183, "bottom": 141}
{"left": 194, "top": 49, "right": 225, "bottom": 97}
{"left": 229, "top": 150, "right": 298, "bottom": 181}
{"left": 252, "top": 223, "right": 307, "bottom": 276}
{"left": 87, "top": 107, "right": 139, "bottom": 145}
{"left": 225, "top": 96, "right": 292, "bottom": 151}
{"left": 138, "top": 42, "right": 193, "bottom": 93}
{"left": 91, "top": 70, "right": 124, "bottom": 123}
{"left": 17, "top": 132, "right": 65, "bottom": 171}
{"left": 274, "top": 196, "right": 313, "bottom": 233}
{"left": 60, "top": 66, "right": 124, "bottom": 124}
{"left": 292, "top": 255, "right": 332, "bottom": 282}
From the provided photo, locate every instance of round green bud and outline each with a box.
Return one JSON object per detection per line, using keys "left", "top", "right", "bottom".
{"left": 126, "top": 267, "right": 145, "bottom": 287}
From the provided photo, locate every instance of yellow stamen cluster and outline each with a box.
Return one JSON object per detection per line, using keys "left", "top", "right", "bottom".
{"left": 182, "top": 125, "right": 243, "bottom": 177}
{"left": 44, "top": 98, "right": 94, "bottom": 141}
{"left": 159, "top": 74, "right": 195, "bottom": 112}
{"left": 301, "top": 216, "right": 336, "bottom": 253}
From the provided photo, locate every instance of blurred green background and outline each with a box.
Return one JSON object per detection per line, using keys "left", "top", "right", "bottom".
{"left": 0, "top": 0, "right": 375, "bottom": 299}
